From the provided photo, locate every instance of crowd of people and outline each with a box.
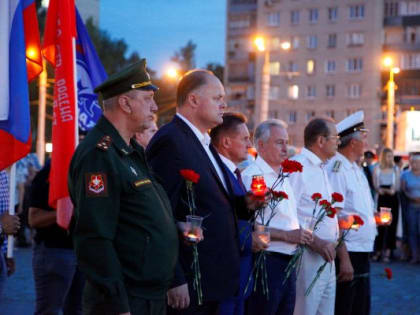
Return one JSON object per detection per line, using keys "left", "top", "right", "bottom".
{"left": 0, "top": 59, "right": 420, "bottom": 315}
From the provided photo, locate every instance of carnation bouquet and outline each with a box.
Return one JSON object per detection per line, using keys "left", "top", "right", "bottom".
{"left": 305, "top": 213, "right": 364, "bottom": 296}
{"left": 284, "top": 192, "right": 343, "bottom": 282}
{"left": 244, "top": 159, "right": 303, "bottom": 298}
{"left": 179, "top": 169, "right": 203, "bottom": 305}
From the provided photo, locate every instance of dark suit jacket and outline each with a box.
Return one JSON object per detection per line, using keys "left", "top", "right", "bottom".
{"left": 146, "top": 115, "right": 240, "bottom": 302}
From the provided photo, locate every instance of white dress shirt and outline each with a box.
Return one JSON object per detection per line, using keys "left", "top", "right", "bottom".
{"left": 288, "top": 148, "right": 339, "bottom": 243}
{"left": 327, "top": 152, "right": 377, "bottom": 252}
{"left": 176, "top": 113, "right": 227, "bottom": 191}
{"left": 242, "top": 156, "right": 300, "bottom": 255}
{"left": 219, "top": 154, "right": 236, "bottom": 174}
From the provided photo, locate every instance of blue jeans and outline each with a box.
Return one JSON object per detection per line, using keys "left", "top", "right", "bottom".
{"left": 32, "top": 243, "right": 85, "bottom": 315}
{"left": 247, "top": 252, "right": 296, "bottom": 315}
{"left": 0, "top": 252, "right": 6, "bottom": 299}
{"left": 407, "top": 205, "right": 420, "bottom": 259}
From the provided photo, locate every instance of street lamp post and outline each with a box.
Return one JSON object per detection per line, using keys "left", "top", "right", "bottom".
{"left": 383, "top": 57, "right": 399, "bottom": 149}
{"left": 253, "top": 36, "right": 290, "bottom": 125}
{"left": 254, "top": 36, "right": 270, "bottom": 125}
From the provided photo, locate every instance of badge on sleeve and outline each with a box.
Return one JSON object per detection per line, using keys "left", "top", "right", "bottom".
{"left": 85, "top": 173, "right": 108, "bottom": 197}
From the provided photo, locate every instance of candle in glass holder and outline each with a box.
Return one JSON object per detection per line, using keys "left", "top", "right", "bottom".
{"left": 338, "top": 215, "right": 354, "bottom": 230}
{"left": 374, "top": 212, "right": 382, "bottom": 225}
{"left": 186, "top": 215, "right": 203, "bottom": 242}
{"left": 255, "top": 224, "right": 271, "bottom": 245}
{"left": 250, "top": 175, "right": 267, "bottom": 197}
{"left": 301, "top": 216, "right": 316, "bottom": 234}
{"left": 379, "top": 207, "right": 392, "bottom": 225}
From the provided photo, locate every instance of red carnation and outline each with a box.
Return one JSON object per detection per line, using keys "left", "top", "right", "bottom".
{"left": 311, "top": 193, "right": 322, "bottom": 201}
{"left": 319, "top": 200, "right": 331, "bottom": 208}
{"left": 281, "top": 159, "right": 303, "bottom": 173}
{"left": 353, "top": 215, "right": 364, "bottom": 226}
{"left": 180, "top": 169, "right": 200, "bottom": 184}
{"left": 332, "top": 192, "right": 344, "bottom": 203}
{"left": 327, "top": 207, "right": 337, "bottom": 218}
{"left": 384, "top": 267, "right": 392, "bottom": 280}
{"left": 272, "top": 190, "right": 288, "bottom": 200}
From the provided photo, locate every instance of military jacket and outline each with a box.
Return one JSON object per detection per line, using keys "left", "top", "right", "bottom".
{"left": 68, "top": 116, "right": 178, "bottom": 313}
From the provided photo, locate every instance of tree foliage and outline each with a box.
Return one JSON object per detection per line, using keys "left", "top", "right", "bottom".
{"left": 171, "top": 40, "right": 197, "bottom": 72}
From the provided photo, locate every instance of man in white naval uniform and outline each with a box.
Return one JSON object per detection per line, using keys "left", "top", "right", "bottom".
{"left": 288, "top": 118, "right": 341, "bottom": 315}
{"left": 327, "top": 111, "right": 377, "bottom": 315}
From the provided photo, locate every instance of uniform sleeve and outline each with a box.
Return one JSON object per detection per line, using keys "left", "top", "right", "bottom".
{"left": 146, "top": 134, "right": 187, "bottom": 288}
{"left": 69, "top": 151, "right": 129, "bottom": 313}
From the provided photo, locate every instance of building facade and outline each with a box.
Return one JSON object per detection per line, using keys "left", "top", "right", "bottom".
{"left": 226, "top": 0, "right": 420, "bottom": 149}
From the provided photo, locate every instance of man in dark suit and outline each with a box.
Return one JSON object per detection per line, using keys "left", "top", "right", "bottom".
{"left": 209, "top": 112, "right": 267, "bottom": 315}
{"left": 146, "top": 70, "right": 240, "bottom": 315}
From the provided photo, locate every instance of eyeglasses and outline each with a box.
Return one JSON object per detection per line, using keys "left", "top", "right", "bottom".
{"left": 323, "top": 135, "right": 341, "bottom": 141}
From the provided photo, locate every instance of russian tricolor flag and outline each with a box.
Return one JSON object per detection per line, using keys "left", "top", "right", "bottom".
{"left": 0, "top": 0, "right": 42, "bottom": 170}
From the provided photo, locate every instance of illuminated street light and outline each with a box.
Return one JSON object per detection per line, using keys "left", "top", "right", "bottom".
{"left": 383, "top": 56, "right": 393, "bottom": 68}
{"left": 254, "top": 36, "right": 266, "bottom": 52}
{"left": 281, "top": 41, "right": 291, "bottom": 51}
{"left": 165, "top": 67, "right": 179, "bottom": 80}
{"left": 383, "top": 57, "right": 399, "bottom": 149}
{"left": 45, "top": 142, "right": 52, "bottom": 153}
{"left": 26, "top": 46, "right": 38, "bottom": 59}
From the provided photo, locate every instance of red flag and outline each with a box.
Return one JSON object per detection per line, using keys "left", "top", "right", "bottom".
{"left": 0, "top": 0, "right": 42, "bottom": 171}
{"left": 42, "top": 0, "right": 77, "bottom": 229}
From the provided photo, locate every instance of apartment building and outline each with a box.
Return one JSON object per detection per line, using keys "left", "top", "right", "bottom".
{"left": 226, "top": 0, "right": 420, "bottom": 148}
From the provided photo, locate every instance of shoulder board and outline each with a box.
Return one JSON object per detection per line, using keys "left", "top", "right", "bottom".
{"left": 332, "top": 160, "right": 342, "bottom": 173}
{"left": 96, "top": 135, "right": 112, "bottom": 151}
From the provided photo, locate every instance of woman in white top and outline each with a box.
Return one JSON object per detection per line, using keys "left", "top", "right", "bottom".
{"left": 372, "top": 148, "right": 400, "bottom": 262}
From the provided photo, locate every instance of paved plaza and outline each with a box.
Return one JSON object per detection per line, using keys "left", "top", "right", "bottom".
{"left": 1, "top": 247, "right": 419, "bottom": 315}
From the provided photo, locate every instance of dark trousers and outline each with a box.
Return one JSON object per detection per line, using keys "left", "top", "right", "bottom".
{"left": 33, "top": 243, "right": 85, "bottom": 315}
{"left": 0, "top": 253, "right": 6, "bottom": 298}
{"left": 83, "top": 281, "right": 166, "bottom": 315}
{"left": 407, "top": 204, "right": 420, "bottom": 259}
{"left": 247, "top": 252, "right": 296, "bottom": 315}
{"left": 375, "top": 193, "right": 399, "bottom": 251}
{"left": 167, "top": 300, "right": 219, "bottom": 315}
{"left": 335, "top": 252, "right": 370, "bottom": 315}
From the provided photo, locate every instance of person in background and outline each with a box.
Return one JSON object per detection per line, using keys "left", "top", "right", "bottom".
{"left": 372, "top": 148, "right": 400, "bottom": 263}
{"left": 15, "top": 153, "right": 40, "bottom": 247}
{"left": 400, "top": 152, "right": 420, "bottom": 264}
{"left": 134, "top": 117, "right": 158, "bottom": 149}
{"left": 29, "top": 160, "right": 85, "bottom": 315}
{"left": 0, "top": 170, "right": 20, "bottom": 298}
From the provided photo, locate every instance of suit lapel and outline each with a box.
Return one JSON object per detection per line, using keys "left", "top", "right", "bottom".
{"left": 173, "top": 116, "right": 230, "bottom": 199}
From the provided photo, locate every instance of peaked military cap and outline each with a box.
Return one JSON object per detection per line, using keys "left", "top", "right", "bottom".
{"left": 336, "top": 110, "right": 369, "bottom": 138}
{"left": 94, "top": 59, "right": 158, "bottom": 100}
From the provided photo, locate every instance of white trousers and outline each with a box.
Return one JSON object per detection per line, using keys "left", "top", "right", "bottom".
{"left": 293, "top": 249, "right": 336, "bottom": 315}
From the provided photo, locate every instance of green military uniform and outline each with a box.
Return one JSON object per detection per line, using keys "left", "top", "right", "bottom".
{"left": 68, "top": 60, "right": 178, "bottom": 315}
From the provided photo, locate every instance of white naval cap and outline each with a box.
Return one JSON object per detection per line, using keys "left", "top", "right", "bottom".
{"left": 336, "top": 110, "right": 368, "bottom": 137}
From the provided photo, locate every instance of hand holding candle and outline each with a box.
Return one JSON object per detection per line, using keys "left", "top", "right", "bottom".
{"left": 255, "top": 224, "right": 270, "bottom": 246}
{"left": 185, "top": 215, "right": 204, "bottom": 243}
{"left": 379, "top": 207, "right": 392, "bottom": 225}
{"left": 250, "top": 175, "right": 268, "bottom": 197}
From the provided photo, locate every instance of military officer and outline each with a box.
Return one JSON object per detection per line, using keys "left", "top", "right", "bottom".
{"left": 327, "top": 111, "right": 377, "bottom": 315}
{"left": 68, "top": 60, "right": 179, "bottom": 315}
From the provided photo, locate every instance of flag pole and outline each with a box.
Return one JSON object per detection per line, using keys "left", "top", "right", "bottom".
{"left": 36, "top": 58, "right": 47, "bottom": 166}
{"left": 7, "top": 163, "right": 16, "bottom": 258}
